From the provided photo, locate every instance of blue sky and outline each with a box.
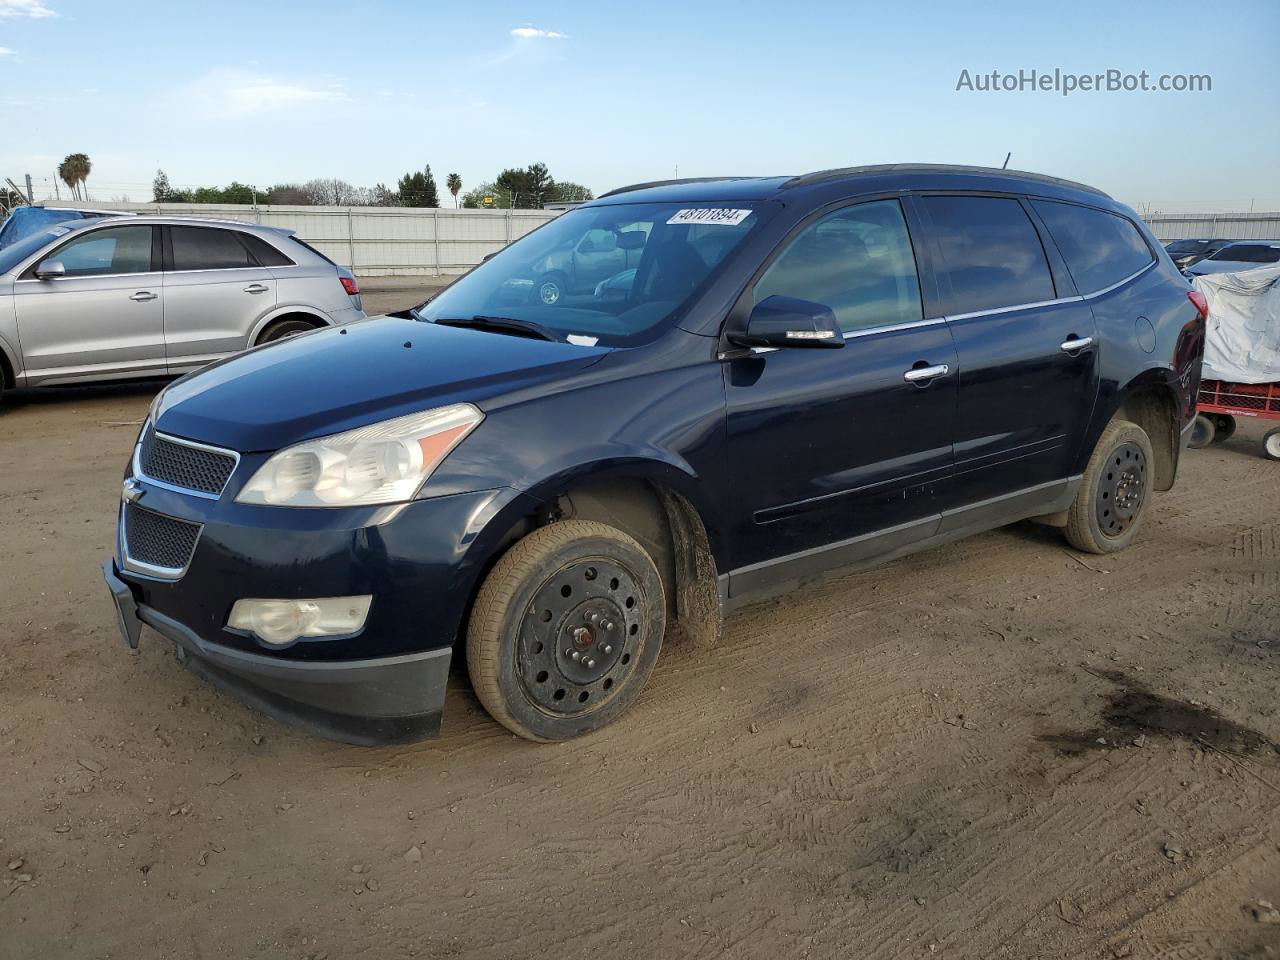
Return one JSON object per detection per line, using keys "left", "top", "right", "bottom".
{"left": 2, "top": 0, "right": 1277, "bottom": 212}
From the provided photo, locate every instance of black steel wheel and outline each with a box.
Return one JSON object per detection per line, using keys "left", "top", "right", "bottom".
{"left": 1187, "top": 414, "right": 1216, "bottom": 449}
{"left": 1064, "top": 418, "right": 1155, "bottom": 554}
{"left": 1209, "top": 414, "right": 1236, "bottom": 443}
{"left": 467, "top": 520, "right": 666, "bottom": 741}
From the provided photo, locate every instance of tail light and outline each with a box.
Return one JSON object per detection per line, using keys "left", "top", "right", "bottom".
{"left": 1188, "top": 290, "right": 1208, "bottom": 320}
{"left": 340, "top": 276, "right": 360, "bottom": 297}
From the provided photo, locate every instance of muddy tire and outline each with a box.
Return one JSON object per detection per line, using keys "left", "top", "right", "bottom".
{"left": 1187, "top": 414, "right": 1216, "bottom": 449}
{"left": 466, "top": 519, "right": 666, "bottom": 742}
{"left": 1209, "top": 414, "right": 1236, "bottom": 443}
{"left": 1064, "top": 419, "right": 1155, "bottom": 555}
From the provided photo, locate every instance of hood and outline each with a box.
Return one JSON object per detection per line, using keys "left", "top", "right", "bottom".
{"left": 154, "top": 315, "right": 610, "bottom": 451}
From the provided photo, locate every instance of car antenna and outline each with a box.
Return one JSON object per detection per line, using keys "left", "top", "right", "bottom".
{"left": 1001, "top": 152, "right": 1011, "bottom": 170}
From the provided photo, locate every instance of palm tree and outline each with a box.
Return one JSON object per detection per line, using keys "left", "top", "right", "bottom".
{"left": 59, "top": 153, "right": 92, "bottom": 200}
{"left": 58, "top": 159, "right": 79, "bottom": 200}
{"left": 69, "top": 153, "right": 91, "bottom": 199}
{"left": 446, "top": 173, "right": 462, "bottom": 208}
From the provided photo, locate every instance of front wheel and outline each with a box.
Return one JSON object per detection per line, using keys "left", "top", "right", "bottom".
{"left": 466, "top": 519, "right": 666, "bottom": 742}
{"left": 1064, "top": 419, "right": 1155, "bottom": 554}
{"left": 1263, "top": 427, "right": 1280, "bottom": 462}
{"left": 531, "top": 273, "right": 567, "bottom": 307}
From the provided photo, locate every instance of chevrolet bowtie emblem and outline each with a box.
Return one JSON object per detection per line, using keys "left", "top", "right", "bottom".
{"left": 122, "top": 478, "right": 144, "bottom": 503}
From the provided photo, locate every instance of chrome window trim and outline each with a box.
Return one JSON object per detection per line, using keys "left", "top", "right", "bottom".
{"left": 1079, "top": 259, "right": 1156, "bottom": 299}
{"left": 843, "top": 316, "right": 947, "bottom": 340}
{"left": 118, "top": 503, "right": 202, "bottom": 581}
{"left": 945, "top": 295, "right": 1084, "bottom": 323}
{"left": 133, "top": 429, "right": 241, "bottom": 500}
{"left": 14, "top": 270, "right": 163, "bottom": 284}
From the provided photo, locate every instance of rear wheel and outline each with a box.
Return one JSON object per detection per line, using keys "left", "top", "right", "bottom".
{"left": 1065, "top": 419, "right": 1154, "bottom": 554}
{"left": 466, "top": 519, "right": 666, "bottom": 742}
{"left": 531, "top": 273, "right": 567, "bottom": 307}
{"left": 257, "top": 317, "right": 321, "bottom": 344}
{"left": 1188, "top": 414, "right": 1216, "bottom": 449}
{"left": 1263, "top": 428, "right": 1280, "bottom": 462}
{"left": 1209, "top": 414, "right": 1236, "bottom": 443}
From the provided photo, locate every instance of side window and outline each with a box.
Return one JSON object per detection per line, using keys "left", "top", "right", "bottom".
{"left": 52, "top": 226, "right": 154, "bottom": 277}
{"left": 241, "top": 233, "right": 294, "bottom": 267}
{"left": 170, "top": 227, "right": 257, "bottom": 271}
{"left": 753, "top": 199, "right": 923, "bottom": 334}
{"left": 1031, "top": 200, "right": 1153, "bottom": 294}
{"left": 921, "top": 196, "right": 1055, "bottom": 315}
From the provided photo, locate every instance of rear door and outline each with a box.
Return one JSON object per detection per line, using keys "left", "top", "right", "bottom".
{"left": 162, "top": 225, "right": 276, "bottom": 374}
{"left": 917, "top": 194, "right": 1098, "bottom": 520}
{"left": 12, "top": 224, "right": 164, "bottom": 384}
{"left": 721, "top": 197, "right": 958, "bottom": 594}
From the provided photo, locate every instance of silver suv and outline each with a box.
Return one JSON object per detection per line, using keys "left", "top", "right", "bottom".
{"left": 0, "top": 216, "right": 365, "bottom": 397}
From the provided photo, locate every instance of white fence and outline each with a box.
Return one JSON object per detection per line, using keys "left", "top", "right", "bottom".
{"left": 1141, "top": 212, "right": 1280, "bottom": 243}
{"left": 41, "top": 201, "right": 561, "bottom": 277}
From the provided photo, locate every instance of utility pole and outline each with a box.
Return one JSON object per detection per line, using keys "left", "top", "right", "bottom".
{"left": 52, "top": 171, "right": 60, "bottom": 201}
{"left": 24, "top": 174, "right": 34, "bottom": 203}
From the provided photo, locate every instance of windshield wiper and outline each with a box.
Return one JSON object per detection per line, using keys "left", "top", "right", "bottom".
{"left": 433, "top": 315, "right": 561, "bottom": 342}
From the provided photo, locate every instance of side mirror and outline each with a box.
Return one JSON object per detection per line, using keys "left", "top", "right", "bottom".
{"left": 731, "top": 295, "right": 844, "bottom": 349}
{"left": 35, "top": 259, "right": 66, "bottom": 280}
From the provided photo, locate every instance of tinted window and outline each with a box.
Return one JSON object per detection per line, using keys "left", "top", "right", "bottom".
{"left": 1209, "top": 243, "right": 1280, "bottom": 264}
{"left": 1031, "top": 200, "right": 1153, "bottom": 294}
{"left": 922, "top": 196, "right": 1055, "bottom": 315}
{"left": 171, "top": 227, "right": 256, "bottom": 270}
{"left": 242, "top": 233, "right": 294, "bottom": 267}
{"left": 753, "top": 199, "right": 922, "bottom": 334}
{"left": 51, "top": 225, "right": 154, "bottom": 277}
{"left": 1165, "top": 239, "right": 1210, "bottom": 256}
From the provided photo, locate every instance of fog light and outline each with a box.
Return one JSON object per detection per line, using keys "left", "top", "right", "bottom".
{"left": 227, "top": 596, "right": 372, "bottom": 647}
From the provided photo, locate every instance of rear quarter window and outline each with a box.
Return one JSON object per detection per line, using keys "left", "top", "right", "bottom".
{"left": 921, "top": 195, "right": 1056, "bottom": 316}
{"left": 1031, "top": 200, "right": 1153, "bottom": 294}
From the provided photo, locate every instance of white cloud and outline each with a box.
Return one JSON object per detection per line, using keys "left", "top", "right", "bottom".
{"left": 180, "top": 68, "right": 352, "bottom": 119}
{"left": 0, "top": 47, "right": 14, "bottom": 58}
{"left": 510, "top": 26, "right": 566, "bottom": 39}
{"left": 0, "top": 0, "right": 58, "bottom": 18}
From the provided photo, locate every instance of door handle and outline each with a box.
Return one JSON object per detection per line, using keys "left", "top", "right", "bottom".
{"left": 1060, "top": 336, "right": 1094, "bottom": 354}
{"left": 903, "top": 363, "right": 949, "bottom": 384}
{"left": 129, "top": 291, "right": 157, "bottom": 302}
{"left": 243, "top": 283, "right": 270, "bottom": 294}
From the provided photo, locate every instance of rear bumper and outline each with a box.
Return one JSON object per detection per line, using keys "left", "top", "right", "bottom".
{"left": 105, "top": 560, "right": 450, "bottom": 745}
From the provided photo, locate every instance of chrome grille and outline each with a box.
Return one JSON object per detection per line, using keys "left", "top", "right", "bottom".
{"left": 123, "top": 502, "right": 201, "bottom": 575}
{"left": 138, "top": 425, "right": 238, "bottom": 497}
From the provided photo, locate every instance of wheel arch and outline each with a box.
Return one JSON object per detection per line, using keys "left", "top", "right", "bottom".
{"left": 247, "top": 307, "right": 332, "bottom": 346}
{"left": 1101, "top": 370, "right": 1182, "bottom": 491}
{"left": 461, "top": 461, "right": 726, "bottom": 651}
{"left": 0, "top": 336, "right": 16, "bottom": 389}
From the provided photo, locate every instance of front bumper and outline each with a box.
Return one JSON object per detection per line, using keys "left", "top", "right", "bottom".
{"left": 105, "top": 560, "right": 450, "bottom": 744}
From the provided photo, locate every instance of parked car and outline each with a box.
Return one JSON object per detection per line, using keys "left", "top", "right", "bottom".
{"left": 103, "top": 164, "right": 1206, "bottom": 746}
{"left": 0, "top": 216, "right": 364, "bottom": 398}
{"left": 1163, "top": 237, "right": 1236, "bottom": 271}
{"left": 0, "top": 204, "right": 127, "bottom": 250}
{"left": 1185, "top": 240, "right": 1280, "bottom": 276}
{"left": 527, "top": 223, "right": 648, "bottom": 304}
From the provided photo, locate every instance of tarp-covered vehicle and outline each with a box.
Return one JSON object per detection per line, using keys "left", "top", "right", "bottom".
{"left": 1190, "top": 263, "right": 1280, "bottom": 458}
{"left": 0, "top": 205, "right": 125, "bottom": 249}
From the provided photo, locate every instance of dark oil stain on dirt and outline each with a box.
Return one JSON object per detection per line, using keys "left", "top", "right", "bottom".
{"left": 1039, "top": 669, "right": 1279, "bottom": 757}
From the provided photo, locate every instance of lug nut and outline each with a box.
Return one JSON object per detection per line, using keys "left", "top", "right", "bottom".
{"left": 603, "top": 645, "right": 613, "bottom": 654}
{"left": 585, "top": 658, "right": 596, "bottom": 669}
{"left": 571, "top": 651, "right": 581, "bottom": 661}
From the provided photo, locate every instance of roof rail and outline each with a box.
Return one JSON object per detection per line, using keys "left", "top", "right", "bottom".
{"left": 781, "top": 163, "right": 1110, "bottom": 199}
{"left": 597, "top": 176, "right": 754, "bottom": 199}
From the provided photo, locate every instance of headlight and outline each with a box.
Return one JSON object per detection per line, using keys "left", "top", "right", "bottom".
{"left": 236, "top": 403, "right": 483, "bottom": 507}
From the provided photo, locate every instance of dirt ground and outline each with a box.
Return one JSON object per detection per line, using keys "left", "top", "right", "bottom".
{"left": 2, "top": 282, "right": 1278, "bottom": 959}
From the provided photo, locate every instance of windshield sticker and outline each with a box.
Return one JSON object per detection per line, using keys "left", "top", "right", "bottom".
{"left": 567, "top": 334, "right": 599, "bottom": 346}
{"left": 666, "top": 208, "right": 752, "bottom": 227}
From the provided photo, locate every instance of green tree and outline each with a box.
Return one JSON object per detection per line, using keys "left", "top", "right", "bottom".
{"left": 446, "top": 172, "right": 462, "bottom": 208}
{"left": 397, "top": 165, "right": 439, "bottom": 207}
{"left": 495, "top": 162, "right": 557, "bottom": 208}
{"left": 552, "top": 181, "right": 594, "bottom": 203}
{"left": 60, "top": 153, "right": 92, "bottom": 200}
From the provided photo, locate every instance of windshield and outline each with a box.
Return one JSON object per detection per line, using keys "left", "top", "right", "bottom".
{"left": 417, "top": 201, "right": 769, "bottom": 345}
{"left": 1209, "top": 243, "right": 1280, "bottom": 264}
{"left": 0, "top": 227, "right": 62, "bottom": 275}
{"left": 1165, "top": 239, "right": 1210, "bottom": 255}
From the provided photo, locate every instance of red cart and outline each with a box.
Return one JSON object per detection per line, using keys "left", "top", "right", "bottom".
{"left": 1193, "top": 379, "right": 1280, "bottom": 460}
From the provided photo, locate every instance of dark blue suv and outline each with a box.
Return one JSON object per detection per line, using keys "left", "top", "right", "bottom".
{"left": 104, "top": 165, "right": 1207, "bottom": 745}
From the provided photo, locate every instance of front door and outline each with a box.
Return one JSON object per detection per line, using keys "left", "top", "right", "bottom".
{"left": 12, "top": 224, "right": 164, "bottom": 384}
{"left": 916, "top": 194, "right": 1099, "bottom": 515}
{"left": 162, "top": 225, "right": 276, "bottom": 374}
{"left": 721, "top": 198, "right": 957, "bottom": 597}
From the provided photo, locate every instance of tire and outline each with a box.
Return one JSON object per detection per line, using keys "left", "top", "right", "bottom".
{"left": 1210, "top": 414, "right": 1236, "bottom": 443}
{"left": 466, "top": 519, "right": 666, "bottom": 742}
{"left": 530, "top": 273, "right": 567, "bottom": 307}
{"left": 1187, "top": 414, "right": 1216, "bottom": 449}
{"left": 1263, "top": 428, "right": 1280, "bottom": 462}
{"left": 1064, "top": 419, "right": 1155, "bottom": 555}
{"left": 257, "top": 317, "right": 320, "bottom": 344}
